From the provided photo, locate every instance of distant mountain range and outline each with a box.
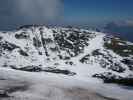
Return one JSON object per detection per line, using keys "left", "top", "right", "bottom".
{"left": 104, "top": 21, "right": 133, "bottom": 42}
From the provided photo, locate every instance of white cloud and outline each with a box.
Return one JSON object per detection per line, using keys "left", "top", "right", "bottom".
{"left": 16, "top": 0, "right": 62, "bottom": 21}
{"left": 114, "top": 20, "right": 133, "bottom": 27}
{"left": 0, "top": 0, "right": 62, "bottom": 30}
{"left": 125, "top": 20, "right": 133, "bottom": 26}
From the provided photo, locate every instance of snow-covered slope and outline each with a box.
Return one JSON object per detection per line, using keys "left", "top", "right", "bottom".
{"left": 0, "top": 25, "right": 133, "bottom": 83}
{"left": 0, "top": 67, "right": 133, "bottom": 100}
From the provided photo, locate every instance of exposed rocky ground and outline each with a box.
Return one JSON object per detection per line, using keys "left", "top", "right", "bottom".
{"left": 0, "top": 25, "right": 133, "bottom": 100}
{"left": 0, "top": 25, "right": 133, "bottom": 85}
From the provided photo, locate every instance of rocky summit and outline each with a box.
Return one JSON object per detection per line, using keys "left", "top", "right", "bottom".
{"left": 0, "top": 25, "right": 133, "bottom": 86}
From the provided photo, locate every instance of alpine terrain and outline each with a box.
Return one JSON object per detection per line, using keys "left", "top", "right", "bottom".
{"left": 0, "top": 25, "right": 133, "bottom": 100}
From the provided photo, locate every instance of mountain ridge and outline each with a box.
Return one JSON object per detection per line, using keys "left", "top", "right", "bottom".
{"left": 0, "top": 25, "right": 133, "bottom": 85}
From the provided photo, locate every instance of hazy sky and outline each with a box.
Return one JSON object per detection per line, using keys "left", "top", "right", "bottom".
{"left": 0, "top": 0, "right": 133, "bottom": 30}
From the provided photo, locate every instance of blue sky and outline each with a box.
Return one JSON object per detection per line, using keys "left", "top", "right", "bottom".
{"left": 63, "top": 0, "right": 133, "bottom": 26}
{"left": 0, "top": 0, "right": 133, "bottom": 30}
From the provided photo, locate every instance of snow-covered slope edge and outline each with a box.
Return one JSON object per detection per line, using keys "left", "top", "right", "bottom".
{"left": 0, "top": 67, "right": 133, "bottom": 100}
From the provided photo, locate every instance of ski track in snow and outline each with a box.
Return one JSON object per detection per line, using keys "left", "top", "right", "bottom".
{"left": 71, "top": 32, "right": 105, "bottom": 63}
